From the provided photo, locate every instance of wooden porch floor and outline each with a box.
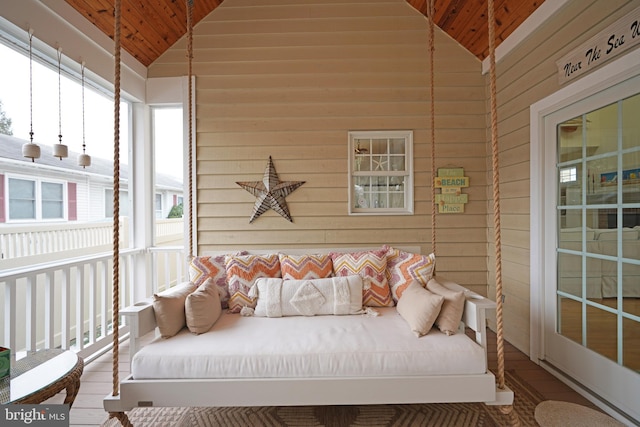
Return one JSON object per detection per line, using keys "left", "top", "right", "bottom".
{"left": 40, "top": 328, "right": 606, "bottom": 427}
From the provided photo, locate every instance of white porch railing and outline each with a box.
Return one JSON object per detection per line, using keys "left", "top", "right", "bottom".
{"left": 0, "top": 218, "right": 184, "bottom": 261}
{"left": 0, "top": 246, "right": 187, "bottom": 362}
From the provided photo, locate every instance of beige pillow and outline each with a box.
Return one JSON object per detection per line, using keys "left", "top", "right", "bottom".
{"left": 152, "top": 281, "right": 197, "bottom": 338}
{"left": 185, "top": 278, "right": 222, "bottom": 334}
{"left": 426, "top": 277, "right": 465, "bottom": 335}
{"left": 396, "top": 281, "right": 444, "bottom": 337}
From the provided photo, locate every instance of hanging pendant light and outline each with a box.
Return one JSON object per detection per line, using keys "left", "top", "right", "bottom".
{"left": 78, "top": 62, "right": 91, "bottom": 168}
{"left": 53, "top": 47, "right": 68, "bottom": 160}
{"left": 22, "top": 29, "right": 40, "bottom": 162}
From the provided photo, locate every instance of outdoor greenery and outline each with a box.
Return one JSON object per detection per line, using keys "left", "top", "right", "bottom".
{"left": 0, "top": 100, "right": 13, "bottom": 135}
{"left": 167, "top": 203, "right": 183, "bottom": 218}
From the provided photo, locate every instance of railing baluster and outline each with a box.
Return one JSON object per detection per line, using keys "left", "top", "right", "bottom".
{"left": 100, "top": 259, "right": 108, "bottom": 340}
{"left": 44, "top": 272, "right": 54, "bottom": 348}
{"left": 25, "top": 276, "right": 36, "bottom": 352}
{"left": 75, "top": 265, "right": 85, "bottom": 351}
{"left": 60, "top": 268, "right": 70, "bottom": 349}
{"left": 3, "top": 279, "right": 17, "bottom": 360}
{"left": 88, "top": 262, "right": 96, "bottom": 344}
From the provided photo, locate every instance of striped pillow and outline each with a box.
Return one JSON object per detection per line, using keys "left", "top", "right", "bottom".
{"left": 225, "top": 253, "right": 281, "bottom": 313}
{"left": 384, "top": 245, "right": 436, "bottom": 303}
{"left": 279, "top": 254, "right": 333, "bottom": 280}
{"left": 330, "top": 248, "right": 393, "bottom": 307}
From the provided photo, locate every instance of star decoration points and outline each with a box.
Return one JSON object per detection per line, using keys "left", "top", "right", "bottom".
{"left": 236, "top": 156, "right": 305, "bottom": 223}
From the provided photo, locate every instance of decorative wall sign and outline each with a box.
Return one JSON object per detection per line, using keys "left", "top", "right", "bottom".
{"left": 556, "top": 5, "right": 640, "bottom": 85}
{"left": 434, "top": 167, "right": 469, "bottom": 213}
{"left": 236, "top": 156, "right": 305, "bottom": 223}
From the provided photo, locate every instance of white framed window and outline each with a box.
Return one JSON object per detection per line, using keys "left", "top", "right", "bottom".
{"left": 104, "top": 189, "right": 129, "bottom": 218}
{"left": 7, "top": 176, "right": 65, "bottom": 221}
{"left": 559, "top": 166, "right": 577, "bottom": 183}
{"left": 348, "top": 130, "right": 413, "bottom": 215}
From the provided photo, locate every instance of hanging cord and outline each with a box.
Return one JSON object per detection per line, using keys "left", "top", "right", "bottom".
{"left": 57, "top": 49, "right": 63, "bottom": 149}
{"left": 108, "top": 1, "right": 131, "bottom": 426}
{"left": 81, "top": 63, "right": 86, "bottom": 154}
{"left": 426, "top": 0, "right": 437, "bottom": 259}
{"left": 487, "top": 0, "right": 517, "bottom": 423}
{"left": 111, "top": 0, "right": 122, "bottom": 398}
{"left": 186, "top": 0, "right": 194, "bottom": 259}
{"left": 29, "top": 31, "right": 34, "bottom": 147}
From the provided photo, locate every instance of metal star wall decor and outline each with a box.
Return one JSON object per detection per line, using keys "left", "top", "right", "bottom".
{"left": 236, "top": 156, "right": 305, "bottom": 223}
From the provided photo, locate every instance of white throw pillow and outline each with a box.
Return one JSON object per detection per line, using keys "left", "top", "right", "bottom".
{"left": 250, "top": 275, "right": 364, "bottom": 317}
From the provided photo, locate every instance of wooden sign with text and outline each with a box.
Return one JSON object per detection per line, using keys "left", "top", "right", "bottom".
{"left": 435, "top": 168, "right": 469, "bottom": 213}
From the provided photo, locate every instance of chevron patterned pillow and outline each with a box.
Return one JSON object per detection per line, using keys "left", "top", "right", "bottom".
{"left": 330, "top": 248, "right": 393, "bottom": 307}
{"left": 189, "top": 252, "right": 247, "bottom": 309}
{"left": 225, "top": 253, "right": 281, "bottom": 313}
{"left": 279, "top": 254, "right": 333, "bottom": 280}
{"left": 384, "top": 245, "right": 436, "bottom": 303}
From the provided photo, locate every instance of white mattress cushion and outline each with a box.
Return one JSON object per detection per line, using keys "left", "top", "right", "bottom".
{"left": 132, "top": 307, "right": 487, "bottom": 380}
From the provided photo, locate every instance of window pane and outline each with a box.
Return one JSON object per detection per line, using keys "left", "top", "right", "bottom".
{"left": 42, "top": 182, "right": 64, "bottom": 219}
{"left": 8, "top": 178, "right": 35, "bottom": 219}
{"left": 622, "top": 317, "right": 640, "bottom": 371}
{"left": 586, "top": 103, "right": 618, "bottom": 155}
{"left": 622, "top": 92, "right": 640, "bottom": 150}
{"left": 558, "top": 115, "right": 584, "bottom": 163}
{"left": 105, "top": 189, "right": 129, "bottom": 218}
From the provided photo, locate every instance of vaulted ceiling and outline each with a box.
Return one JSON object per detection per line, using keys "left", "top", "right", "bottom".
{"left": 64, "top": 0, "right": 545, "bottom": 67}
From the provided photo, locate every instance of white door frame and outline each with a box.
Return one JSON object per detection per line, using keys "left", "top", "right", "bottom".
{"left": 530, "top": 47, "right": 640, "bottom": 421}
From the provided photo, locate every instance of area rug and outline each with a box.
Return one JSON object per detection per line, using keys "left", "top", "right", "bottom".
{"left": 102, "top": 370, "right": 543, "bottom": 427}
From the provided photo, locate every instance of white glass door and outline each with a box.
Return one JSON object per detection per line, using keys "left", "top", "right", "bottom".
{"left": 542, "top": 76, "right": 640, "bottom": 422}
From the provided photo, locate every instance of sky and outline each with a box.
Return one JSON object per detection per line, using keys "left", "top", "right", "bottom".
{"left": 0, "top": 42, "right": 183, "bottom": 179}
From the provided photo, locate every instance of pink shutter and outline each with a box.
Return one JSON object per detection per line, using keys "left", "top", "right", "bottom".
{"left": 68, "top": 182, "right": 77, "bottom": 221}
{"left": 173, "top": 194, "right": 177, "bottom": 205}
{"left": 0, "top": 174, "right": 5, "bottom": 223}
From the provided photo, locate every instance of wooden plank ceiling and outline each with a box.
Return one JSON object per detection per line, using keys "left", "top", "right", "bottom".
{"left": 64, "top": 0, "right": 545, "bottom": 67}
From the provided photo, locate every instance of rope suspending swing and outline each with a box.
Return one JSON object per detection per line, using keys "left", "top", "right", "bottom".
{"left": 107, "top": 0, "right": 130, "bottom": 425}
{"left": 426, "top": 0, "right": 516, "bottom": 422}
{"left": 186, "top": 0, "right": 195, "bottom": 260}
{"left": 108, "top": 1, "right": 195, "bottom": 424}
{"left": 487, "top": 0, "right": 518, "bottom": 423}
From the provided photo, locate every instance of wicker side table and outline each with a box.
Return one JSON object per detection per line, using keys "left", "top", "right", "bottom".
{"left": 0, "top": 349, "right": 84, "bottom": 407}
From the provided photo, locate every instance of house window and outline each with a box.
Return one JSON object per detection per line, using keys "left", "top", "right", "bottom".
{"left": 155, "top": 193, "right": 162, "bottom": 218}
{"left": 559, "top": 166, "right": 577, "bottom": 183}
{"left": 8, "top": 178, "right": 35, "bottom": 219}
{"left": 7, "top": 177, "right": 64, "bottom": 221}
{"left": 348, "top": 130, "right": 413, "bottom": 215}
{"left": 105, "top": 189, "right": 129, "bottom": 218}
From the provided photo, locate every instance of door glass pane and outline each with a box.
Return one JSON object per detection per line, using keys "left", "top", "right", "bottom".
{"left": 557, "top": 296, "right": 582, "bottom": 342}
{"left": 558, "top": 115, "right": 584, "bottom": 163}
{"left": 586, "top": 304, "right": 617, "bottom": 364}
{"left": 623, "top": 318, "right": 640, "bottom": 371}
{"left": 622, "top": 93, "right": 640, "bottom": 150}
{"left": 586, "top": 103, "right": 618, "bottom": 155}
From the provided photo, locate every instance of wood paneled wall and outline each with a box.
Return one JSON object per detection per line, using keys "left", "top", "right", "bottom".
{"left": 487, "top": 0, "right": 637, "bottom": 354}
{"left": 148, "top": 0, "right": 488, "bottom": 295}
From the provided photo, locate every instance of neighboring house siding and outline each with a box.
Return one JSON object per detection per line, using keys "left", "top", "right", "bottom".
{"left": 149, "top": 0, "right": 490, "bottom": 294}
{"left": 489, "top": 0, "right": 638, "bottom": 354}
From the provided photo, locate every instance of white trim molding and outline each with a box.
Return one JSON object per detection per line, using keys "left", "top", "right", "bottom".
{"left": 482, "top": 0, "right": 571, "bottom": 74}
